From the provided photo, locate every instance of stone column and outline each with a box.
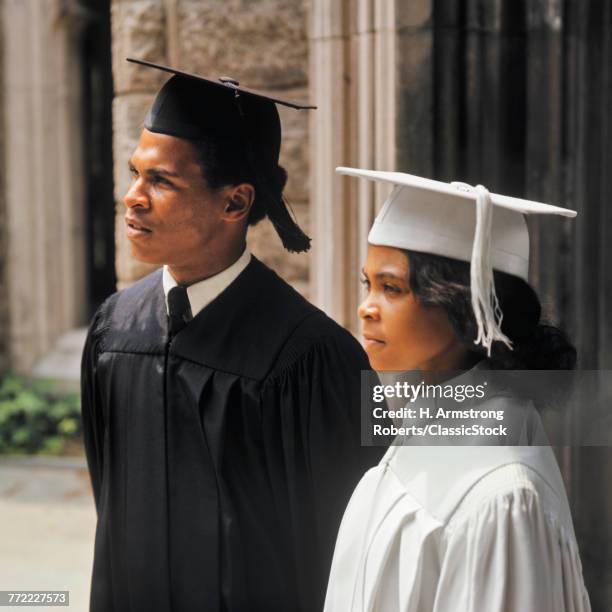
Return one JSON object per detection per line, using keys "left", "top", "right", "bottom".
{"left": 2, "top": 0, "right": 89, "bottom": 373}
{"left": 309, "top": 1, "right": 352, "bottom": 325}
{"left": 112, "top": 0, "right": 311, "bottom": 295}
{"left": 310, "top": 0, "right": 433, "bottom": 331}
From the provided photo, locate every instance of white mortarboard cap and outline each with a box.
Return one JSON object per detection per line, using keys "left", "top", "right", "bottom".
{"left": 337, "top": 167, "right": 577, "bottom": 355}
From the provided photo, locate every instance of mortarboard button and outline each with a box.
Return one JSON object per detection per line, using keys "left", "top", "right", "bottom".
{"left": 219, "top": 76, "right": 240, "bottom": 87}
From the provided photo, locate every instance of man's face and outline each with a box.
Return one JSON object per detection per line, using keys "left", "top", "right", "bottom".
{"left": 124, "top": 129, "right": 226, "bottom": 266}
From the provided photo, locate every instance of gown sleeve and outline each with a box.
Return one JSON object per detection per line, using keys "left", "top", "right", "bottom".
{"left": 80, "top": 298, "right": 113, "bottom": 513}
{"left": 433, "top": 481, "right": 591, "bottom": 612}
{"left": 259, "top": 317, "right": 384, "bottom": 612}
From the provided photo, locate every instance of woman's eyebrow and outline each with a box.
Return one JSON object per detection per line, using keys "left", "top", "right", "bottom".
{"left": 361, "top": 268, "right": 406, "bottom": 281}
{"left": 374, "top": 271, "right": 405, "bottom": 281}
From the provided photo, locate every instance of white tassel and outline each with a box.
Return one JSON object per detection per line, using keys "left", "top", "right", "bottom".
{"left": 452, "top": 182, "right": 513, "bottom": 356}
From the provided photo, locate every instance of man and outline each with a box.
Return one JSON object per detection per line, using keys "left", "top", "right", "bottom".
{"left": 81, "top": 59, "right": 383, "bottom": 611}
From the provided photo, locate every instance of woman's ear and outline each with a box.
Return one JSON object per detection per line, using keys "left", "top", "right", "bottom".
{"left": 222, "top": 183, "right": 255, "bottom": 222}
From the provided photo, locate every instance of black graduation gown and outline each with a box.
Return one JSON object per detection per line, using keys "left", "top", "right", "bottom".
{"left": 81, "top": 257, "right": 384, "bottom": 612}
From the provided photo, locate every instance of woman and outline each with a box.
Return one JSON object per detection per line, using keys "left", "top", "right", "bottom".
{"left": 324, "top": 168, "right": 591, "bottom": 611}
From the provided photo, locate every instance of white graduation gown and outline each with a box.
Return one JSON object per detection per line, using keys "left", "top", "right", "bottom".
{"left": 325, "top": 429, "right": 591, "bottom": 611}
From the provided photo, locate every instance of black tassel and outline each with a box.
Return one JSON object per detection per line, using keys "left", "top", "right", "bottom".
{"left": 266, "top": 193, "right": 311, "bottom": 253}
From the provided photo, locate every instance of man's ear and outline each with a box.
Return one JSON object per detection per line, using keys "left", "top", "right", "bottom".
{"left": 222, "top": 183, "right": 255, "bottom": 222}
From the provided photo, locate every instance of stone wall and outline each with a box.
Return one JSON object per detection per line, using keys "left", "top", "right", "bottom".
{"left": 111, "top": 0, "right": 311, "bottom": 295}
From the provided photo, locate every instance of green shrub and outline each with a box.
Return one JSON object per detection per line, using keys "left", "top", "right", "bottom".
{"left": 0, "top": 374, "right": 82, "bottom": 455}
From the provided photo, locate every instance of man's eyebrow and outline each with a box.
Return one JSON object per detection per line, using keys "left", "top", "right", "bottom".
{"left": 147, "top": 167, "right": 180, "bottom": 178}
{"left": 127, "top": 160, "right": 180, "bottom": 178}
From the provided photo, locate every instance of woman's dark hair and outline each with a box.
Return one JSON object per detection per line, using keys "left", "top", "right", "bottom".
{"left": 403, "top": 249, "right": 576, "bottom": 370}
{"left": 187, "top": 135, "right": 311, "bottom": 252}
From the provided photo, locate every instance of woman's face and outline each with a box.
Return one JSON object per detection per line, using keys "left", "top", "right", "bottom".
{"left": 358, "top": 245, "right": 465, "bottom": 371}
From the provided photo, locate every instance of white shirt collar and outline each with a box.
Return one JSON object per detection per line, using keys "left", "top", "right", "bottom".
{"left": 162, "top": 249, "right": 252, "bottom": 317}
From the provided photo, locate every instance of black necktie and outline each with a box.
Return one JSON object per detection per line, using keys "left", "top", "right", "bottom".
{"left": 168, "top": 286, "right": 193, "bottom": 336}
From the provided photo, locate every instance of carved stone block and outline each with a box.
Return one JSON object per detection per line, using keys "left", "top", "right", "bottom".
{"left": 111, "top": 0, "right": 167, "bottom": 95}
{"left": 177, "top": 0, "right": 307, "bottom": 90}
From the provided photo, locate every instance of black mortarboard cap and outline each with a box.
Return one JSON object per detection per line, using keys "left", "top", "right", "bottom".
{"left": 127, "top": 58, "right": 316, "bottom": 252}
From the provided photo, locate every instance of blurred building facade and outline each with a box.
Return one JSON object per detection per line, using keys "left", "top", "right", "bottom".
{"left": 0, "top": 0, "right": 611, "bottom": 608}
